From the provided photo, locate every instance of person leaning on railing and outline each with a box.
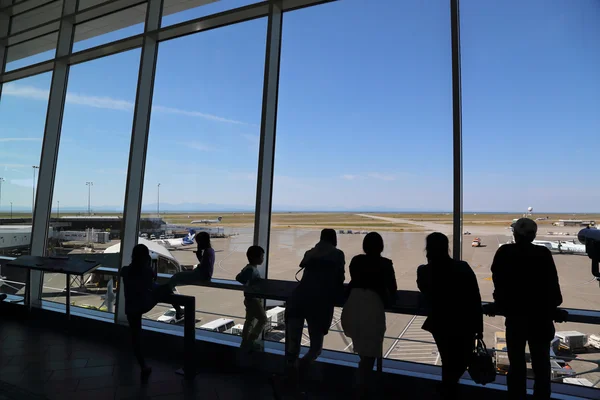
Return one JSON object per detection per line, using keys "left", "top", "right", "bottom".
{"left": 341, "top": 232, "right": 397, "bottom": 399}
{"left": 284, "top": 228, "right": 346, "bottom": 387}
{"left": 490, "top": 218, "right": 563, "bottom": 400}
{"left": 120, "top": 244, "right": 177, "bottom": 379}
{"left": 417, "top": 232, "right": 483, "bottom": 400}
{"left": 168, "top": 231, "right": 215, "bottom": 320}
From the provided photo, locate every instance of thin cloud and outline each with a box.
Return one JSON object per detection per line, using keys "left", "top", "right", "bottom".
{"left": 341, "top": 174, "right": 358, "bottom": 180}
{"left": 183, "top": 142, "right": 216, "bottom": 152}
{"left": 0, "top": 137, "right": 42, "bottom": 142}
{"left": 153, "top": 105, "right": 253, "bottom": 126}
{"left": 10, "top": 178, "right": 35, "bottom": 188}
{"left": 1, "top": 163, "right": 30, "bottom": 168}
{"left": 3, "top": 83, "right": 254, "bottom": 126}
{"left": 368, "top": 173, "right": 396, "bottom": 181}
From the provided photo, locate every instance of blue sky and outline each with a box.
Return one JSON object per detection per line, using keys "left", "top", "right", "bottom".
{"left": 1, "top": 0, "right": 599, "bottom": 213}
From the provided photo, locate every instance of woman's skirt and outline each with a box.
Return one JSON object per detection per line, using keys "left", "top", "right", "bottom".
{"left": 341, "top": 288, "right": 386, "bottom": 358}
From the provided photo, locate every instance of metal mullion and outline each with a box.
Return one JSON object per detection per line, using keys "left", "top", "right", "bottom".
{"left": 6, "top": 24, "right": 59, "bottom": 47}
{"left": 0, "top": 58, "right": 54, "bottom": 81}
{"left": 450, "top": 0, "right": 463, "bottom": 260}
{"left": 253, "top": 0, "right": 282, "bottom": 280}
{"left": 114, "top": 0, "right": 162, "bottom": 324}
{"left": 28, "top": 0, "right": 77, "bottom": 308}
{"left": 67, "top": 32, "right": 143, "bottom": 65}
{"left": 0, "top": 0, "right": 331, "bottom": 84}
{"left": 156, "top": 2, "right": 268, "bottom": 43}
{"left": 0, "top": 0, "right": 144, "bottom": 48}
{"left": 280, "top": 0, "right": 335, "bottom": 13}
{"left": 1, "top": 33, "right": 142, "bottom": 82}
{"left": 0, "top": 3, "right": 11, "bottom": 98}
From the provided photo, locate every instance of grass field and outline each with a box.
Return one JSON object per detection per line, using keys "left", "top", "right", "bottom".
{"left": 2, "top": 211, "right": 598, "bottom": 231}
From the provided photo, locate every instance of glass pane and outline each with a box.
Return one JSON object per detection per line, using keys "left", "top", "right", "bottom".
{"left": 5, "top": 32, "right": 58, "bottom": 71}
{"left": 482, "top": 316, "right": 600, "bottom": 390}
{"left": 161, "top": 0, "right": 261, "bottom": 28}
{"left": 462, "top": 0, "right": 600, "bottom": 393}
{"left": 41, "top": 49, "right": 141, "bottom": 315}
{"left": 73, "top": 5, "right": 146, "bottom": 52}
{"left": 0, "top": 72, "right": 51, "bottom": 299}
{"left": 141, "top": 18, "right": 265, "bottom": 328}
{"left": 270, "top": 0, "right": 453, "bottom": 360}
{"left": 461, "top": 0, "right": 600, "bottom": 309}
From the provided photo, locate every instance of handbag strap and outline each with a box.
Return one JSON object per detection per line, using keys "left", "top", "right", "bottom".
{"left": 476, "top": 338, "right": 488, "bottom": 353}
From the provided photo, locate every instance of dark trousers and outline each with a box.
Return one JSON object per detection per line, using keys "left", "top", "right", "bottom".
{"left": 285, "top": 316, "right": 325, "bottom": 363}
{"left": 506, "top": 322, "right": 553, "bottom": 399}
{"left": 433, "top": 333, "right": 473, "bottom": 400}
{"left": 127, "top": 313, "right": 145, "bottom": 368}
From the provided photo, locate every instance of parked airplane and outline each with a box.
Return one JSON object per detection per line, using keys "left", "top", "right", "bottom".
{"left": 499, "top": 239, "right": 587, "bottom": 255}
{"left": 152, "top": 229, "right": 196, "bottom": 249}
{"left": 191, "top": 216, "right": 223, "bottom": 225}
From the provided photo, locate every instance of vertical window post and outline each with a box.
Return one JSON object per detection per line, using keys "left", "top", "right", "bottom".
{"left": 115, "top": 0, "right": 163, "bottom": 324}
{"left": 0, "top": 1, "right": 11, "bottom": 98}
{"left": 253, "top": 0, "right": 283, "bottom": 280}
{"left": 28, "top": 0, "right": 77, "bottom": 308}
{"left": 450, "top": 0, "right": 463, "bottom": 261}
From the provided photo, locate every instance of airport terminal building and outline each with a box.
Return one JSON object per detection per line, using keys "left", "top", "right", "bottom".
{"left": 1, "top": 0, "right": 600, "bottom": 398}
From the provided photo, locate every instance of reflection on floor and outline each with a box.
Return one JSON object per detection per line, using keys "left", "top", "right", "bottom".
{"left": 0, "top": 307, "right": 524, "bottom": 400}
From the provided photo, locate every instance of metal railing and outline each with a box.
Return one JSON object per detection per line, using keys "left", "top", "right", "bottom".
{"left": 3, "top": 256, "right": 600, "bottom": 388}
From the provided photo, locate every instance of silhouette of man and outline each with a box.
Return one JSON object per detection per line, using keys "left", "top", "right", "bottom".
{"left": 417, "top": 232, "right": 483, "bottom": 400}
{"left": 284, "top": 229, "right": 345, "bottom": 380}
{"left": 491, "top": 218, "right": 562, "bottom": 399}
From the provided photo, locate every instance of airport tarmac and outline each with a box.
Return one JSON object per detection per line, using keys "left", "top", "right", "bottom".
{"left": 11, "top": 221, "right": 600, "bottom": 386}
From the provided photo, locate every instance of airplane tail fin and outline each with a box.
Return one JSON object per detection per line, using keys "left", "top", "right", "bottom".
{"left": 183, "top": 229, "right": 196, "bottom": 245}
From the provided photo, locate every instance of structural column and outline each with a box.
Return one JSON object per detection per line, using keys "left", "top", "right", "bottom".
{"left": 115, "top": 0, "right": 163, "bottom": 324}
{"left": 450, "top": 0, "right": 463, "bottom": 260}
{"left": 28, "top": 0, "right": 77, "bottom": 307}
{"left": 0, "top": 0, "right": 11, "bottom": 97}
{"left": 253, "top": 0, "right": 283, "bottom": 279}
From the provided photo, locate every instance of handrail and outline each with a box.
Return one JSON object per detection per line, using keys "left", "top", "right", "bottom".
{"left": 4, "top": 261, "right": 600, "bottom": 325}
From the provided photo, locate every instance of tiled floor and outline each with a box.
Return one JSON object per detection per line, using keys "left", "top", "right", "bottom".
{"left": 0, "top": 316, "right": 276, "bottom": 400}
{"left": 0, "top": 309, "right": 525, "bottom": 400}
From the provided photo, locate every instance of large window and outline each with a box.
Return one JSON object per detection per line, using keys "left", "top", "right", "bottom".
{"left": 141, "top": 18, "right": 266, "bottom": 330}
{"left": 41, "top": 49, "right": 141, "bottom": 315}
{"left": 0, "top": 73, "right": 51, "bottom": 298}
{"left": 461, "top": 0, "right": 600, "bottom": 386}
{"left": 271, "top": 0, "right": 453, "bottom": 361}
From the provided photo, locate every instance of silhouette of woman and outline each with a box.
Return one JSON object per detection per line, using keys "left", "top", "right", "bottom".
{"left": 120, "top": 244, "right": 159, "bottom": 378}
{"left": 342, "top": 232, "right": 397, "bottom": 398}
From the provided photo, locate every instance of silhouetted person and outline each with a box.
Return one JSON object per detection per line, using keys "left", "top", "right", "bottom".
{"left": 342, "top": 232, "right": 397, "bottom": 399}
{"left": 120, "top": 244, "right": 172, "bottom": 379}
{"left": 417, "top": 232, "right": 483, "bottom": 400}
{"left": 285, "top": 229, "right": 345, "bottom": 384}
{"left": 237, "top": 245, "right": 268, "bottom": 352}
{"left": 491, "top": 218, "right": 562, "bottom": 399}
{"left": 169, "top": 231, "right": 215, "bottom": 319}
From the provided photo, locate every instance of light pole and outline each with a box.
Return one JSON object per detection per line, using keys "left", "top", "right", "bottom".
{"left": 32, "top": 166, "right": 39, "bottom": 215}
{"left": 86, "top": 182, "right": 93, "bottom": 216}
{"left": 10, "top": 202, "right": 12, "bottom": 219}
{"left": 57, "top": 200, "right": 60, "bottom": 219}
{"left": 0, "top": 177, "right": 4, "bottom": 214}
{"left": 157, "top": 183, "right": 161, "bottom": 218}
